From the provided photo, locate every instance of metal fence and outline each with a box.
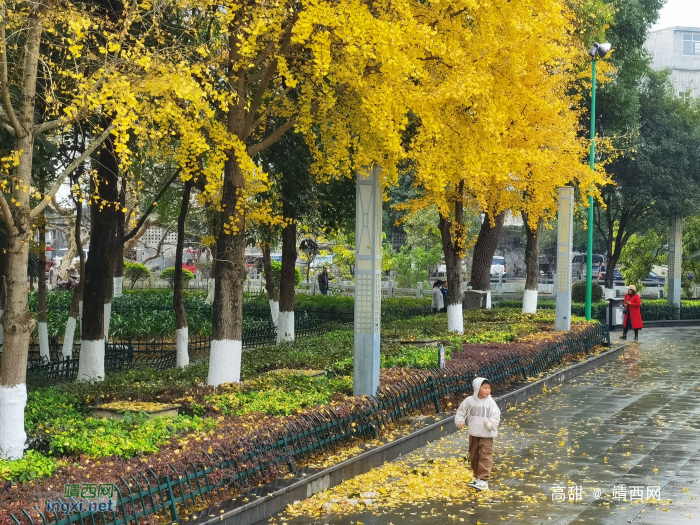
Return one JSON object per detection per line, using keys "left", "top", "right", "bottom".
{"left": 11, "top": 323, "right": 609, "bottom": 525}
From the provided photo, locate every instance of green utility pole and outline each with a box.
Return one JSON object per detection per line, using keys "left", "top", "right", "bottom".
{"left": 586, "top": 58, "right": 597, "bottom": 321}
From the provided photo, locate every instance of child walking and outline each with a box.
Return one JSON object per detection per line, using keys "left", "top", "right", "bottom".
{"left": 455, "top": 377, "right": 501, "bottom": 490}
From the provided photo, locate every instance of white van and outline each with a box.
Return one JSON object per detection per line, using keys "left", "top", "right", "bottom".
{"left": 490, "top": 256, "right": 506, "bottom": 282}
{"left": 571, "top": 253, "right": 604, "bottom": 280}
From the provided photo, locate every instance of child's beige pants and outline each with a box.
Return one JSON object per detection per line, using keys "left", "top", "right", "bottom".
{"left": 468, "top": 436, "right": 494, "bottom": 481}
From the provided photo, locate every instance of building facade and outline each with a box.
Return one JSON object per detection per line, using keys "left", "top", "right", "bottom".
{"left": 645, "top": 26, "right": 700, "bottom": 99}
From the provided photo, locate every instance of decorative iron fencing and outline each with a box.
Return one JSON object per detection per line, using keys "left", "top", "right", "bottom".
{"left": 11, "top": 323, "right": 609, "bottom": 525}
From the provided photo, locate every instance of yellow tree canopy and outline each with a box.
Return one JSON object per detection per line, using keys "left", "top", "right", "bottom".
{"left": 401, "top": 0, "right": 613, "bottom": 228}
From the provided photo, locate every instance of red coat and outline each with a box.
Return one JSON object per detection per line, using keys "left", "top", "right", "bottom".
{"left": 623, "top": 293, "right": 643, "bottom": 329}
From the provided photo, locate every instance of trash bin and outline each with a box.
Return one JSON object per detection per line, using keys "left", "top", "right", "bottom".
{"left": 607, "top": 298, "right": 624, "bottom": 328}
{"left": 463, "top": 290, "right": 487, "bottom": 310}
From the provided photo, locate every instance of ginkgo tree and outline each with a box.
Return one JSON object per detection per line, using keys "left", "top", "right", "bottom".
{"left": 0, "top": 0, "right": 224, "bottom": 459}
{"left": 403, "top": 0, "right": 611, "bottom": 329}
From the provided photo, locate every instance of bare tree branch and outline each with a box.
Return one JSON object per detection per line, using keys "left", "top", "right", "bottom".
{"left": 30, "top": 125, "right": 115, "bottom": 219}
{"left": 121, "top": 168, "right": 181, "bottom": 244}
{"left": 247, "top": 118, "right": 296, "bottom": 156}
{"left": 141, "top": 221, "right": 176, "bottom": 264}
{"left": 0, "top": 2, "right": 21, "bottom": 135}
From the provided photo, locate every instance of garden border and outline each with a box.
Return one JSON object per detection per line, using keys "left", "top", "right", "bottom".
{"left": 192, "top": 341, "right": 628, "bottom": 525}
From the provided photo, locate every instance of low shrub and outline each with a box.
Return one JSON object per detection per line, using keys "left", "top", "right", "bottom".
{"left": 204, "top": 371, "right": 353, "bottom": 416}
{"left": 124, "top": 262, "right": 151, "bottom": 287}
{"left": 160, "top": 267, "right": 195, "bottom": 287}
{"left": 0, "top": 450, "right": 61, "bottom": 482}
{"left": 571, "top": 281, "right": 603, "bottom": 303}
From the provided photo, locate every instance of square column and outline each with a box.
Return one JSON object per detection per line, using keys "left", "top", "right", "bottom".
{"left": 354, "top": 166, "right": 382, "bottom": 396}
{"left": 668, "top": 217, "right": 683, "bottom": 308}
{"left": 556, "top": 187, "right": 574, "bottom": 331}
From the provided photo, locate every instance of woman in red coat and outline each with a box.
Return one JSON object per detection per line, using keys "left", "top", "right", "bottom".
{"left": 621, "top": 285, "right": 643, "bottom": 340}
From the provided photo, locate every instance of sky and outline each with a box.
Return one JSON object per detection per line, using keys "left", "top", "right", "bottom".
{"left": 653, "top": 0, "right": 700, "bottom": 29}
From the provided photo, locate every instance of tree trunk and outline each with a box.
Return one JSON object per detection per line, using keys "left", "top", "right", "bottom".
{"left": 63, "top": 198, "right": 85, "bottom": 358}
{"left": 206, "top": 244, "right": 216, "bottom": 304}
{"left": 278, "top": 164, "right": 297, "bottom": 343}
{"left": 522, "top": 211, "right": 542, "bottom": 314}
{"left": 103, "top": 238, "right": 116, "bottom": 341}
{"left": 79, "top": 128, "right": 118, "bottom": 380}
{"left": 113, "top": 181, "right": 126, "bottom": 297}
{"left": 470, "top": 211, "right": 505, "bottom": 308}
{"left": 261, "top": 245, "right": 279, "bottom": 327}
{"left": 438, "top": 187, "right": 465, "bottom": 333}
{"left": 278, "top": 221, "right": 297, "bottom": 342}
{"left": 37, "top": 203, "right": 50, "bottom": 363}
{"left": 208, "top": 158, "right": 246, "bottom": 386}
{"left": 0, "top": 133, "right": 35, "bottom": 459}
{"left": 174, "top": 179, "right": 192, "bottom": 368}
{"left": 0, "top": 228, "right": 9, "bottom": 348}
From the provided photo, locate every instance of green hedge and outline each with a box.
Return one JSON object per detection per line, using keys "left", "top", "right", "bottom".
{"left": 496, "top": 299, "right": 608, "bottom": 322}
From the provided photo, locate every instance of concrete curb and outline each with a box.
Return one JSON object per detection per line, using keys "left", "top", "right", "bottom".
{"left": 193, "top": 343, "right": 627, "bottom": 525}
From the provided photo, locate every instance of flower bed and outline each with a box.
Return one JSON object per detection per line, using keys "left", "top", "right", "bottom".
{"left": 1, "top": 310, "right": 608, "bottom": 525}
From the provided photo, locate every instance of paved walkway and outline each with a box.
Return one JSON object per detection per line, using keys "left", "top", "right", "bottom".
{"left": 273, "top": 328, "right": 700, "bottom": 525}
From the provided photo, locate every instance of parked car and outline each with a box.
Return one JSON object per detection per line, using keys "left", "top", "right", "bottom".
{"left": 490, "top": 256, "right": 506, "bottom": 282}
{"left": 597, "top": 266, "right": 623, "bottom": 283}
{"left": 572, "top": 253, "right": 605, "bottom": 280}
{"left": 643, "top": 271, "right": 665, "bottom": 287}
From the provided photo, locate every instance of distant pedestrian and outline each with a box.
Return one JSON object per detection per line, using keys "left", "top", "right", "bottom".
{"left": 621, "top": 285, "right": 643, "bottom": 340}
{"left": 455, "top": 377, "right": 501, "bottom": 491}
{"left": 318, "top": 266, "right": 329, "bottom": 295}
{"left": 432, "top": 280, "right": 444, "bottom": 313}
{"left": 441, "top": 280, "right": 448, "bottom": 313}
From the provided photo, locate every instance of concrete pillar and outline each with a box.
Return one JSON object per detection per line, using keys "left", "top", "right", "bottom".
{"left": 555, "top": 187, "right": 574, "bottom": 331}
{"left": 668, "top": 217, "right": 683, "bottom": 308}
{"left": 354, "top": 166, "right": 382, "bottom": 396}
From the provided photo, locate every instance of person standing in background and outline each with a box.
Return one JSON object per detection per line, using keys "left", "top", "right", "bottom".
{"left": 441, "top": 280, "right": 448, "bottom": 313}
{"left": 318, "top": 266, "right": 330, "bottom": 295}
{"left": 621, "top": 285, "right": 643, "bottom": 340}
{"left": 432, "top": 280, "right": 444, "bottom": 313}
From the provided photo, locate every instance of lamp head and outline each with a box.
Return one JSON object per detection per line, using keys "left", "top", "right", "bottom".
{"left": 589, "top": 42, "right": 612, "bottom": 58}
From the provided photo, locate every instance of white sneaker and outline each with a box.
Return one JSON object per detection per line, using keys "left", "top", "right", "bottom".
{"left": 468, "top": 480, "right": 479, "bottom": 488}
{"left": 474, "top": 480, "right": 489, "bottom": 490}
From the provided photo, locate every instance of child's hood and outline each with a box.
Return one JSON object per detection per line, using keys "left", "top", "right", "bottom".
{"left": 472, "top": 377, "right": 489, "bottom": 400}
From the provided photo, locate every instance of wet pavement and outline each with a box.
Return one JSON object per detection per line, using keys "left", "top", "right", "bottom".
{"left": 273, "top": 328, "right": 700, "bottom": 525}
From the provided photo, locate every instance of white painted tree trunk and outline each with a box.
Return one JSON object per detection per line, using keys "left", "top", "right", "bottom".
{"left": 77, "top": 339, "right": 105, "bottom": 381}
{"left": 447, "top": 303, "right": 464, "bottom": 334}
{"left": 176, "top": 326, "right": 189, "bottom": 368}
{"left": 104, "top": 303, "right": 112, "bottom": 340}
{"left": 38, "top": 322, "right": 50, "bottom": 362}
{"left": 485, "top": 290, "right": 492, "bottom": 309}
{"left": 522, "top": 289, "right": 538, "bottom": 314}
{"left": 0, "top": 384, "right": 27, "bottom": 459}
{"left": 604, "top": 287, "right": 614, "bottom": 300}
{"left": 62, "top": 317, "right": 77, "bottom": 358}
{"left": 113, "top": 276, "right": 123, "bottom": 297}
{"left": 79, "top": 300, "right": 83, "bottom": 321}
{"left": 269, "top": 299, "right": 279, "bottom": 328}
{"left": 277, "top": 311, "right": 295, "bottom": 343}
{"left": 206, "top": 278, "right": 215, "bottom": 304}
{"left": 207, "top": 339, "right": 241, "bottom": 386}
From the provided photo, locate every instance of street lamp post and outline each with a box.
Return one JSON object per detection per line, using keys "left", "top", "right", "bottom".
{"left": 586, "top": 42, "right": 611, "bottom": 321}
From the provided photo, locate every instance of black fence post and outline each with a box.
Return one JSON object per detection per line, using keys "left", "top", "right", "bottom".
{"left": 163, "top": 475, "right": 179, "bottom": 521}
{"left": 427, "top": 377, "right": 440, "bottom": 414}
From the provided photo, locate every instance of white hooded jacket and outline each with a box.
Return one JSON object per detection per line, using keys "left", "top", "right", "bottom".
{"left": 455, "top": 377, "right": 501, "bottom": 438}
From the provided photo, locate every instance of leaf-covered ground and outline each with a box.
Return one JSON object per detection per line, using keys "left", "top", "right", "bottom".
{"left": 275, "top": 328, "right": 700, "bottom": 524}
